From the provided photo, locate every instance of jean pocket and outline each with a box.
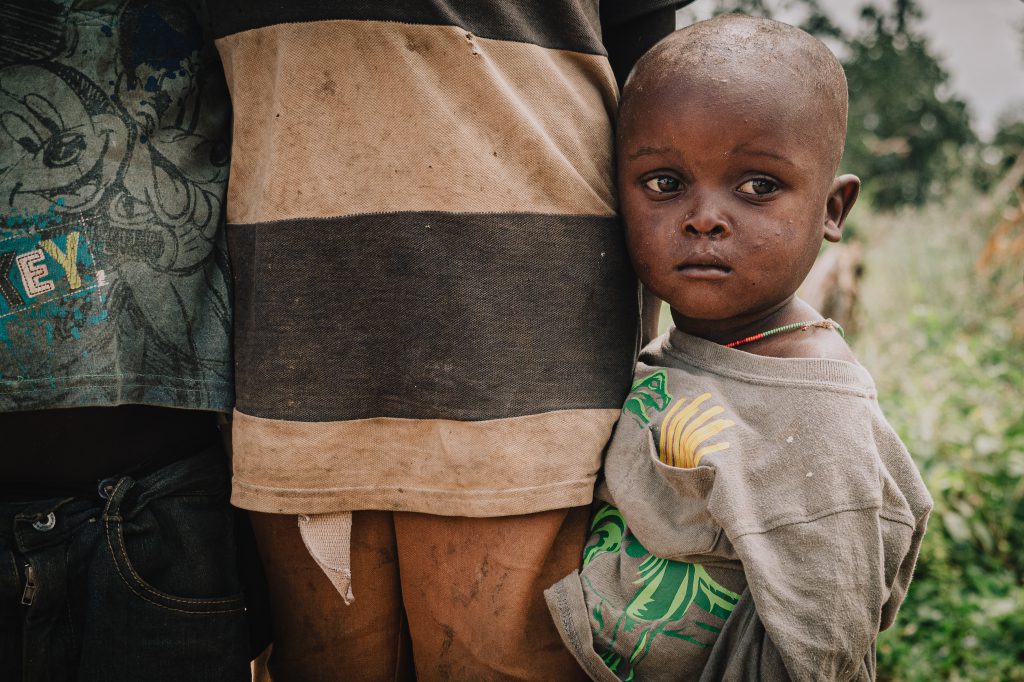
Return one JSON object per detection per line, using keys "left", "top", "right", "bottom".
{"left": 105, "top": 491, "right": 245, "bottom": 614}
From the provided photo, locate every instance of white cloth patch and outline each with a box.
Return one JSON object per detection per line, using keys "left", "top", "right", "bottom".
{"left": 298, "top": 511, "right": 355, "bottom": 605}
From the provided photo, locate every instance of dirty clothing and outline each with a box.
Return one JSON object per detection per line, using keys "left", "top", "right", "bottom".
{"left": 209, "top": 0, "right": 684, "bottom": 517}
{"left": 0, "top": 0, "right": 233, "bottom": 413}
{"left": 250, "top": 507, "right": 591, "bottom": 682}
{"left": 546, "top": 328, "right": 933, "bottom": 682}
{"left": 207, "top": 0, "right": 682, "bottom": 672}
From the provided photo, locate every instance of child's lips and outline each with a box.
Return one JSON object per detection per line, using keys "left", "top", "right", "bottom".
{"left": 676, "top": 256, "right": 732, "bottom": 279}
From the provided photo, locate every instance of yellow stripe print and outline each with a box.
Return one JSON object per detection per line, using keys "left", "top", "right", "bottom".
{"left": 658, "top": 393, "right": 735, "bottom": 468}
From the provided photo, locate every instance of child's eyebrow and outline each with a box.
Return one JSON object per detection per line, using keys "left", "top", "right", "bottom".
{"left": 727, "top": 144, "right": 796, "bottom": 166}
{"left": 627, "top": 146, "right": 676, "bottom": 161}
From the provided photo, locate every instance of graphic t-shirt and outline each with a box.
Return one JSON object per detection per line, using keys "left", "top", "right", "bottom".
{"left": 0, "top": 0, "right": 233, "bottom": 412}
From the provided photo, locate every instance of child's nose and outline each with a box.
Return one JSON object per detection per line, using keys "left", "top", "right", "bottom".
{"left": 682, "top": 199, "right": 731, "bottom": 238}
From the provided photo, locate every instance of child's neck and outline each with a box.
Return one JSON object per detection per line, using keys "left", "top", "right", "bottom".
{"left": 672, "top": 297, "right": 800, "bottom": 346}
{"left": 671, "top": 297, "right": 854, "bottom": 361}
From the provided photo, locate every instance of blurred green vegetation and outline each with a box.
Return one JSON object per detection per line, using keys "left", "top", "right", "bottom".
{"left": 841, "top": 2, "right": 974, "bottom": 208}
{"left": 819, "top": 1, "right": 1024, "bottom": 673}
{"left": 851, "top": 187, "right": 1024, "bottom": 681}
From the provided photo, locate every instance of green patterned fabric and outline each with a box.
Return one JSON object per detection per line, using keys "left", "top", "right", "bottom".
{"left": 583, "top": 504, "right": 741, "bottom": 681}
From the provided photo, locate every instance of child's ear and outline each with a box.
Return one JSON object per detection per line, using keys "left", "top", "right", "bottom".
{"left": 824, "top": 174, "right": 860, "bottom": 243}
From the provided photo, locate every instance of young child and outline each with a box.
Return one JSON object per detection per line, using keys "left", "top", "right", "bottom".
{"left": 545, "top": 15, "right": 933, "bottom": 682}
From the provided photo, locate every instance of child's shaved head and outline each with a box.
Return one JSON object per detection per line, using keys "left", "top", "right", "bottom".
{"left": 620, "top": 14, "right": 849, "bottom": 174}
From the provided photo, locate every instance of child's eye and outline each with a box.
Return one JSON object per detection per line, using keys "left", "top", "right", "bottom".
{"left": 643, "top": 176, "right": 681, "bottom": 194}
{"left": 736, "top": 178, "right": 778, "bottom": 197}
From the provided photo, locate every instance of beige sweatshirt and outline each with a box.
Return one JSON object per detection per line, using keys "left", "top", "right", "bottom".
{"left": 546, "top": 328, "right": 933, "bottom": 682}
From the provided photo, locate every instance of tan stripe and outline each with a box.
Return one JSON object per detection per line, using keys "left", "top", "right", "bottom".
{"left": 216, "top": 20, "right": 618, "bottom": 224}
{"left": 230, "top": 408, "right": 619, "bottom": 516}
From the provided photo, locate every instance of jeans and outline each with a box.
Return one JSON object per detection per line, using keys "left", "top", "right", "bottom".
{"left": 0, "top": 449, "right": 253, "bottom": 682}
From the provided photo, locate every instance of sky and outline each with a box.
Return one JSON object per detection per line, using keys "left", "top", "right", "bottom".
{"left": 677, "top": 0, "right": 1024, "bottom": 140}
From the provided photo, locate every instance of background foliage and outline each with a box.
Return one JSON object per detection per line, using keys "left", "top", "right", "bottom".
{"left": 855, "top": 192, "right": 1024, "bottom": 681}
{"left": 678, "top": 0, "right": 1010, "bottom": 208}
{"left": 670, "top": 1, "right": 1024, "bottom": 678}
{"left": 841, "top": 2, "right": 974, "bottom": 208}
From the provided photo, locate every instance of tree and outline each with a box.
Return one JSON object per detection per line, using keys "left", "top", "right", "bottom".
{"left": 840, "top": 1, "right": 974, "bottom": 208}
{"left": 677, "top": 0, "right": 842, "bottom": 39}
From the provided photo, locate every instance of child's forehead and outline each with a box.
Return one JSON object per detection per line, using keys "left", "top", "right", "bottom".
{"left": 633, "top": 15, "right": 843, "bottom": 85}
{"left": 621, "top": 74, "right": 818, "bottom": 148}
{"left": 620, "top": 17, "right": 848, "bottom": 172}
{"left": 627, "top": 39, "right": 832, "bottom": 116}
{"left": 618, "top": 78, "right": 839, "bottom": 188}
{"left": 639, "top": 66, "right": 816, "bottom": 114}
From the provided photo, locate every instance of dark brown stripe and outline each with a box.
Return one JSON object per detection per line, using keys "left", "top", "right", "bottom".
{"left": 209, "top": 0, "right": 605, "bottom": 54}
{"left": 229, "top": 212, "right": 638, "bottom": 421}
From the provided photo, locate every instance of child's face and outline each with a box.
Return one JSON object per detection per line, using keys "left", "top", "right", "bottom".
{"left": 618, "top": 80, "right": 845, "bottom": 328}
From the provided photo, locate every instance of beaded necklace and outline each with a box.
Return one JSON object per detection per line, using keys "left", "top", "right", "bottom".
{"left": 724, "top": 318, "right": 844, "bottom": 349}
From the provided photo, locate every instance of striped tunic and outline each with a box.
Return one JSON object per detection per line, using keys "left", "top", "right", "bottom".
{"left": 210, "top": 0, "right": 678, "bottom": 516}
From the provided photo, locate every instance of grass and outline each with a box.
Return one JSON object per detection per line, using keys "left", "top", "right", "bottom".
{"left": 852, "top": 186, "right": 1024, "bottom": 681}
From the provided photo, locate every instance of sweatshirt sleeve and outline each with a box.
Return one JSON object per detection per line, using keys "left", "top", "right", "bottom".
{"left": 725, "top": 508, "right": 915, "bottom": 681}
{"left": 698, "top": 589, "right": 875, "bottom": 682}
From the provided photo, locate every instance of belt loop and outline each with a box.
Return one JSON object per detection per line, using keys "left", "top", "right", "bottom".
{"left": 101, "top": 476, "right": 135, "bottom": 518}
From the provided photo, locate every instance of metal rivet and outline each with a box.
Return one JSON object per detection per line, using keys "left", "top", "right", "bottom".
{"left": 97, "top": 478, "right": 117, "bottom": 500}
{"left": 32, "top": 512, "right": 56, "bottom": 532}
